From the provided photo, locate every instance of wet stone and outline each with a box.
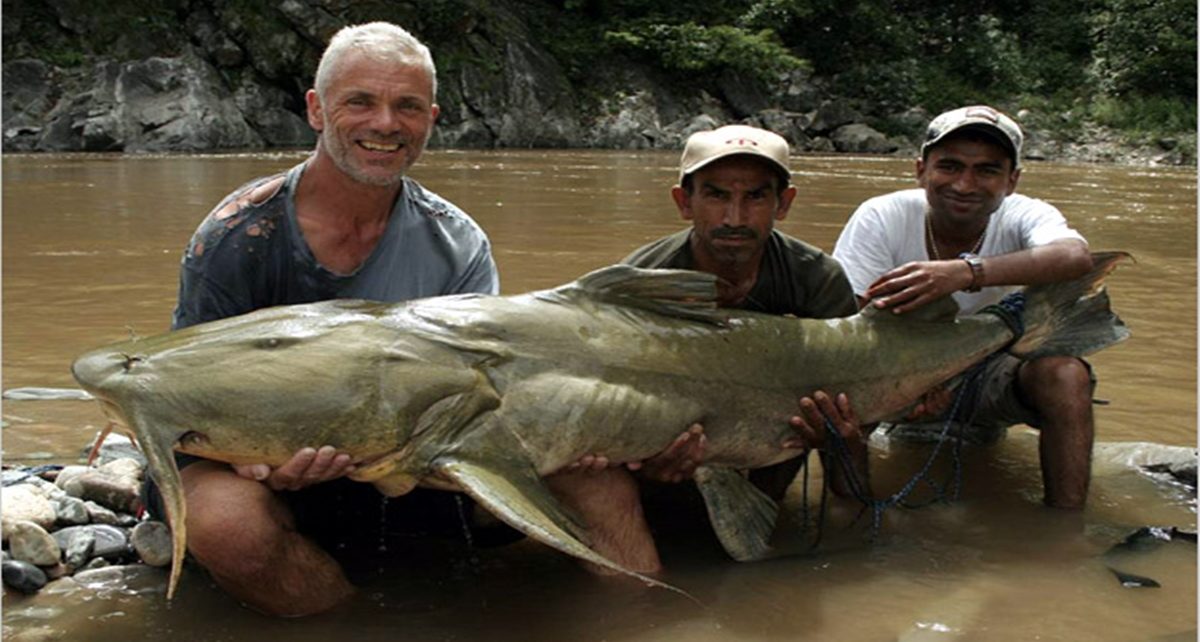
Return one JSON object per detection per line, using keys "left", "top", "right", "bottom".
{"left": 62, "top": 527, "right": 95, "bottom": 569}
{"left": 42, "top": 562, "right": 71, "bottom": 581}
{"left": 79, "top": 557, "right": 110, "bottom": 572}
{"left": 63, "top": 470, "right": 140, "bottom": 514}
{"left": 2, "top": 485, "right": 57, "bottom": 538}
{"left": 52, "top": 525, "right": 128, "bottom": 560}
{"left": 131, "top": 521, "right": 172, "bottom": 567}
{"left": 8, "top": 521, "right": 61, "bottom": 566}
{"left": 82, "top": 500, "right": 120, "bottom": 525}
{"left": 73, "top": 564, "right": 164, "bottom": 594}
{"left": 51, "top": 495, "right": 89, "bottom": 526}
{"left": 2, "top": 559, "right": 48, "bottom": 593}
{"left": 53, "top": 466, "right": 89, "bottom": 491}
{"left": 99, "top": 457, "right": 145, "bottom": 482}
{"left": 24, "top": 477, "right": 66, "bottom": 501}
{"left": 2, "top": 469, "right": 34, "bottom": 486}
{"left": 78, "top": 556, "right": 109, "bottom": 573}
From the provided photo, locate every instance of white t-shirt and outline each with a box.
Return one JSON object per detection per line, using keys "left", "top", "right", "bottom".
{"left": 832, "top": 189, "right": 1086, "bottom": 314}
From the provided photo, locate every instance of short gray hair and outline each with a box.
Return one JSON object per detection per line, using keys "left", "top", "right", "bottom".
{"left": 314, "top": 22, "right": 437, "bottom": 103}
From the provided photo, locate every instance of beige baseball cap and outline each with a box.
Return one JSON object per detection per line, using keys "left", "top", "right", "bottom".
{"left": 922, "top": 105, "right": 1024, "bottom": 169}
{"left": 679, "top": 125, "right": 791, "bottom": 183}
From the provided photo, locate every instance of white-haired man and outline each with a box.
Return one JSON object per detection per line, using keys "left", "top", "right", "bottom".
{"left": 144, "top": 22, "right": 501, "bottom": 616}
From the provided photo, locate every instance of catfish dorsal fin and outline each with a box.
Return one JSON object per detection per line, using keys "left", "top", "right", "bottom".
{"left": 537, "top": 264, "right": 726, "bottom": 325}
{"left": 859, "top": 294, "right": 960, "bottom": 322}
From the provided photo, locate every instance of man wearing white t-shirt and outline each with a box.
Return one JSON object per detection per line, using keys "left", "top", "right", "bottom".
{"left": 832, "top": 105, "right": 1095, "bottom": 509}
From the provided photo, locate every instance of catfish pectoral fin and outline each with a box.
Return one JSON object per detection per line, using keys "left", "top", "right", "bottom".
{"left": 434, "top": 455, "right": 697, "bottom": 602}
{"left": 695, "top": 465, "right": 780, "bottom": 562}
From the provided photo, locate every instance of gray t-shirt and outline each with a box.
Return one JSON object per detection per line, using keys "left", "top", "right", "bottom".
{"left": 172, "top": 161, "right": 499, "bottom": 329}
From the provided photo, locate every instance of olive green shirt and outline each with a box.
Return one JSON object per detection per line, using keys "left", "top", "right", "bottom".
{"left": 621, "top": 229, "right": 857, "bottom": 318}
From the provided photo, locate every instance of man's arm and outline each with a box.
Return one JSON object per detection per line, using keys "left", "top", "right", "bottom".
{"left": 865, "top": 239, "right": 1091, "bottom": 314}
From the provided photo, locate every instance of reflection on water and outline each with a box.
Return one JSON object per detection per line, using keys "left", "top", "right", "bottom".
{"left": 2, "top": 152, "right": 1195, "bottom": 641}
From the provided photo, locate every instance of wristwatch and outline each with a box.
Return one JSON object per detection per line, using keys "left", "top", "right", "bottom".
{"left": 959, "top": 253, "right": 985, "bottom": 292}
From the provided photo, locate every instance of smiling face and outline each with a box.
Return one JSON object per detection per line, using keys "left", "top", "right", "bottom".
{"left": 306, "top": 51, "right": 440, "bottom": 187}
{"left": 674, "top": 155, "right": 796, "bottom": 268}
{"left": 917, "top": 135, "right": 1020, "bottom": 227}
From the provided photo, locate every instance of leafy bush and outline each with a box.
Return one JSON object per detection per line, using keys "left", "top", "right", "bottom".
{"left": 604, "top": 22, "right": 807, "bottom": 83}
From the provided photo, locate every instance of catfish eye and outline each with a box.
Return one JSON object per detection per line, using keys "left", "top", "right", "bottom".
{"left": 255, "top": 337, "right": 295, "bottom": 350}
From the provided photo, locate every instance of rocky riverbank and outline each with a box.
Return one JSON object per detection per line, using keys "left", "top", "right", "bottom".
{"left": 2, "top": 1, "right": 1192, "bottom": 166}
{"left": 1, "top": 437, "right": 172, "bottom": 598}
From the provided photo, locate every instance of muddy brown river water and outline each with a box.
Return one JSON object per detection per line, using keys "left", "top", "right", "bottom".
{"left": 2, "top": 151, "right": 1195, "bottom": 641}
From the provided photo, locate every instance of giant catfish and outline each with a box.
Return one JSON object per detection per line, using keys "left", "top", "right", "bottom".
{"left": 71, "top": 252, "right": 1130, "bottom": 599}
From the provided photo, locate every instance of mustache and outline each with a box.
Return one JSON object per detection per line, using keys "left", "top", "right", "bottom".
{"left": 710, "top": 226, "right": 758, "bottom": 240}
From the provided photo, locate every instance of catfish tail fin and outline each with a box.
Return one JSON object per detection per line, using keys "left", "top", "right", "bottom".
{"left": 1007, "top": 251, "right": 1132, "bottom": 359}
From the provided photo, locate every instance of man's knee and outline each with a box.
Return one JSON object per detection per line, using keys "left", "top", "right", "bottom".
{"left": 547, "top": 467, "right": 640, "bottom": 507}
{"left": 182, "top": 462, "right": 293, "bottom": 568}
{"left": 1020, "top": 356, "right": 1092, "bottom": 401}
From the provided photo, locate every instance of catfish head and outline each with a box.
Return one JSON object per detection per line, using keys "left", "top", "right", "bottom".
{"left": 70, "top": 298, "right": 492, "bottom": 599}
{"left": 71, "top": 299, "right": 487, "bottom": 467}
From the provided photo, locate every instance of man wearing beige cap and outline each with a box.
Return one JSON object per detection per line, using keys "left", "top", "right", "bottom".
{"left": 832, "top": 105, "right": 1095, "bottom": 508}
{"left": 619, "top": 124, "right": 862, "bottom": 502}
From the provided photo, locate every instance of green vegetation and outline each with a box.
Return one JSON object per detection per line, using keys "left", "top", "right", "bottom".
{"left": 3, "top": 0, "right": 1193, "bottom": 151}
{"left": 604, "top": 23, "right": 806, "bottom": 83}
{"left": 543, "top": 0, "right": 1195, "bottom": 143}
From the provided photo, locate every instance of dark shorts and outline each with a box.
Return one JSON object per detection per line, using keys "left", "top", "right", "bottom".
{"left": 140, "top": 455, "right": 523, "bottom": 573}
{"left": 883, "top": 355, "right": 1097, "bottom": 444}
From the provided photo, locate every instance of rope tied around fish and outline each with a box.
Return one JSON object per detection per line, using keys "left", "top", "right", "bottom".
{"left": 799, "top": 291, "right": 1030, "bottom": 542}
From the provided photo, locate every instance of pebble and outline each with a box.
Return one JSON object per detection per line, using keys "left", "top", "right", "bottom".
{"left": 2, "top": 560, "right": 48, "bottom": 593}
{"left": 8, "top": 521, "right": 62, "bottom": 566}
{"left": 2, "top": 387, "right": 93, "bottom": 401}
{"left": 131, "top": 521, "right": 172, "bottom": 567}
{"left": 3, "top": 469, "right": 35, "bottom": 486}
{"left": 43, "top": 562, "right": 71, "bottom": 581}
{"left": 53, "top": 466, "right": 89, "bottom": 491}
{"left": 79, "top": 557, "right": 110, "bottom": 572}
{"left": 72, "top": 564, "right": 160, "bottom": 593}
{"left": 51, "top": 496, "right": 89, "bottom": 526}
{"left": 63, "top": 470, "right": 140, "bottom": 514}
{"left": 52, "top": 525, "right": 128, "bottom": 560}
{"left": 82, "top": 501, "right": 121, "bottom": 526}
{"left": 2, "top": 485, "right": 57, "bottom": 538}
{"left": 99, "top": 457, "right": 145, "bottom": 483}
{"left": 62, "top": 528, "right": 95, "bottom": 569}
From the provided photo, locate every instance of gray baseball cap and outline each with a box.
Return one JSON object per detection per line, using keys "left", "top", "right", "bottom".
{"left": 922, "top": 105, "right": 1024, "bottom": 169}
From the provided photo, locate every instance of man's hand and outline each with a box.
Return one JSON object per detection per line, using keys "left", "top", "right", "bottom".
{"left": 565, "top": 424, "right": 706, "bottom": 483}
{"left": 628, "top": 424, "right": 706, "bottom": 483}
{"left": 905, "top": 386, "right": 953, "bottom": 421}
{"left": 784, "top": 391, "right": 861, "bottom": 451}
{"left": 865, "top": 260, "right": 973, "bottom": 314}
{"left": 233, "top": 446, "right": 357, "bottom": 492}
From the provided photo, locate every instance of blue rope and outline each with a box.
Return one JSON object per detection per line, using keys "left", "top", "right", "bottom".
{"left": 801, "top": 355, "right": 997, "bottom": 541}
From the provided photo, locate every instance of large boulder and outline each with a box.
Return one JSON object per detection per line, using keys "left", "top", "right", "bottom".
{"left": 35, "top": 52, "right": 264, "bottom": 152}
{"left": 2, "top": 59, "right": 59, "bottom": 151}
{"left": 831, "top": 123, "right": 899, "bottom": 154}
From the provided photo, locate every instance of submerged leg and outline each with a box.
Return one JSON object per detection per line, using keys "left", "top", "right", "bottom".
{"left": 544, "top": 467, "right": 662, "bottom": 574}
{"left": 181, "top": 461, "right": 354, "bottom": 616}
{"left": 1020, "top": 356, "right": 1094, "bottom": 509}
